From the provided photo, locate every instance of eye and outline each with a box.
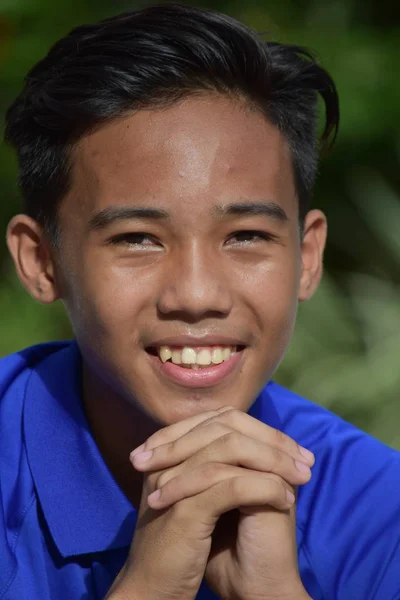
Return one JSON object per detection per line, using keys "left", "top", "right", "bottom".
{"left": 227, "top": 230, "right": 275, "bottom": 245}
{"left": 108, "top": 232, "right": 161, "bottom": 249}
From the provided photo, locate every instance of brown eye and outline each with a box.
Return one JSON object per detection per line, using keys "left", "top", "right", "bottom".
{"left": 228, "top": 230, "right": 273, "bottom": 245}
{"left": 109, "top": 233, "right": 162, "bottom": 248}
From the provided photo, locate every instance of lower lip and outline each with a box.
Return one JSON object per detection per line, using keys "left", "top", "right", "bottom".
{"left": 148, "top": 351, "right": 244, "bottom": 388}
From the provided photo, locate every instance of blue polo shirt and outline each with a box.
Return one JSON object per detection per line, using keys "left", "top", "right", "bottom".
{"left": 1, "top": 341, "right": 399, "bottom": 599}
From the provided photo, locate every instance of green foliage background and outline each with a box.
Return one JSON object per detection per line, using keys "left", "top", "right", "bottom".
{"left": 1, "top": 0, "right": 400, "bottom": 447}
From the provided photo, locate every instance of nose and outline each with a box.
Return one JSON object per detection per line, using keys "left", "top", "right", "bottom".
{"left": 156, "top": 242, "right": 233, "bottom": 320}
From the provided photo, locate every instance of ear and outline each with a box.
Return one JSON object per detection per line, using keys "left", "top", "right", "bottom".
{"left": 298, "top": 209, "right": 327, "bottom": 302}
{"left": 6, "top": 215, "right": 61, "bottom": 304}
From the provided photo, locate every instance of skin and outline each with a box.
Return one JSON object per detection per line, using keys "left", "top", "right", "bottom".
{"left": 124, "top": 408, "right": 314, "bottom": 600}
{"left": 7, "top": 93, "right": 326, "bottom": 599}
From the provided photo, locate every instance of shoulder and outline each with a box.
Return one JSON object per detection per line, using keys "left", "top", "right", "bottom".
{"left": 0, "top": 344, "right": 59, "bottom": 589}
{"left": 264, "top": 382, "right": 400, "bottom": 599}
{"left": 264, "top": 381, "right": 399, "bottom": 516}
{"left": 0, "top": 340, "right": 75, "bottom": 463}
{"left": 0, "top": 341, "right": 72, "bottom": 390}
{"left": 265, "top": 380, "right": 365, "bottom": 441}
{"left": 0, "top": 341, "right": 74, "bottom": 432}
{"left": 0, "top": 341, "right": 75, "bottom": 598}
{"left": 265, "top": 381, "right": 397, "bottom": 464}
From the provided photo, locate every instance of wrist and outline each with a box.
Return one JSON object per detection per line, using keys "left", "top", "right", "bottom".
{"left": 105, "top": 579, "right": 197, "bottom": 600}
{"left": 234, "top": 589, "right": 312, "bottom": 600}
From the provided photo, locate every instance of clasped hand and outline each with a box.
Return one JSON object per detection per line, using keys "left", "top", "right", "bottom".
{"left": 109, "top": 407, "right": 314, "bottom": 600}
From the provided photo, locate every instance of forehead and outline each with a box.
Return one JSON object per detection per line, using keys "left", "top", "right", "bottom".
{"left": 66, "top": 94, "right": 296, "bottom": 219}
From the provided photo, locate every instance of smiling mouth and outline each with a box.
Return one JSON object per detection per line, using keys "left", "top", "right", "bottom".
{"left": 145, "top": 343, "right": 245, "bottom": 389}
{"left": 146, "top": 345, "right": 245, "bottom": 370}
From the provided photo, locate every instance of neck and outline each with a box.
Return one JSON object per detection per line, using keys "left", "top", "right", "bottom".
{"left": 81, "top": 361, "right": 159, "bottom": 508}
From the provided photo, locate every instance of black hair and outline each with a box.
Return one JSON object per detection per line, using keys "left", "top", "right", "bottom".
{"left": 4, "top": 3, "right": 339, "bottom": 243}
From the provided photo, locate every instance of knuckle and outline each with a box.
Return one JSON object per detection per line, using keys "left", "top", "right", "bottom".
{"left": 152, "top": 438, "right": 179, "bottom": 463}
{"left": 221, "top": 430, "right": 241, "bottom": 450}
{"left": 273, "top": 428, "right": 299, "bottom": 458}
{"left": 153, "top": 472, "right": 164, "bottom": 490}
{"left": 146, "top": 471, "right": 161, "bottom": 491}
{"left": 227, "top": 475, "right": 246, "bottom": 498}
{"left": 206, "top": 420, "right": 231, "bottom": 437}
{"left": 294, "top": 441, "right": 303, "bottom": 458}
{"left": 195, "top": 411, "right": 220, "bottom": 429}
{"left": 210, "top": 408, "right": 225, "bottom": 418}
{"left": 264, "top": 472, "right": 285, "bottom": 485}
{"left": 145, "top": 431, "right": 165, "bottom": 451}
{"left": 164, "top": 437, "right": 178, "bottom": 457}
{"left": 217, "top": 405, "right": 235, "bottom": 413}
{"left": 156, "top": 470, "right": 174, "bottom": 489}
{"left": 199, "top": 461, "right": 226, "bottom": 480}
{"left": 267, "top": 478, "right": 287, "bottom": 501}
{"left": 219, "top": 407, "right": 241, "bottom": 425}
{"left": 273, "top": 427, "right": 287, "bottom": 446}
{"left": 277, "top": 478, "right": 287, "bottom": 496}
{"left": 269, "top": 445, "right": 284, "bottom": 469}
{"left": 290, "top": 436, "right": 303, "bottom": 457}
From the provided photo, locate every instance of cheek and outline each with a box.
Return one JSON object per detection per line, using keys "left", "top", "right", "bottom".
{"left": 64, "top": 259, "right": 153, "bottom": 341}
{"left": 246, "top": 257, "right": 300, "bottom": 348}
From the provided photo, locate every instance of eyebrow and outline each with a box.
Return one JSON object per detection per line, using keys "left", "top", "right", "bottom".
{"left": 88, "top": 206, "right": 170, "bottom": 230}
{"left": 213, "top": 201, "right": 289, "bottom": 222}
{"left": 87, "top": 200, "right": 289, "bottom": 230}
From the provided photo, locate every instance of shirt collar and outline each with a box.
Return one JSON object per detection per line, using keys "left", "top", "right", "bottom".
{"left": 24, "top": 341, "right": 137, "bottom": 558}
{"left": 23, "top": 341, "right": 282, "bottom": 558}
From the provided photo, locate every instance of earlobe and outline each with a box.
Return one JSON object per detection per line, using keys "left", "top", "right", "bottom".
{"left": 298, "top": 210, "right": 327, "bottom": 302}
{"left": 6, "top": 215, "right": 60, "bottom": 304}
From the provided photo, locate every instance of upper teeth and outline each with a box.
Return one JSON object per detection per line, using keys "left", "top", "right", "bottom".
{"left": 158, "top": 346, "right": 235, "bottom": 366}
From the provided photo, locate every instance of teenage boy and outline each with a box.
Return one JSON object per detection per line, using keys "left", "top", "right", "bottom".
{"left": 1, "top": 4, "right": 399, "bottom": 600}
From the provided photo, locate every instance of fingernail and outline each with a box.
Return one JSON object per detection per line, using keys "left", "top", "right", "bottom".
{"left": 299, "top": 446, "right": 315, "bottom": 463}
{"left": 130, "top": 444, "right": 145, "bottom": 458}
{"left": 295, "top": 460, "right": 311, "bottom": 474}
{"left": 147, "top": 489, "right": 161, "bottom": 505}
{"left": 132, "top": 450, "right": 153, "bottom": 465}
{"left": 286, "top": 490, "right": 295, "bottom": 504}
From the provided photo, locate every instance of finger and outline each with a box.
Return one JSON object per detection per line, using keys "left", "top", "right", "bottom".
{"left": 142, "top": 431, "right": 311, "bottom": 488}
{"left": 130, "top": 406, "right": 232, "bottom": 458}
{"left": 171, "top": 474, "right": 295, "bottom": 530}
{"left": 132, "top": 420, "right": 235, "bottom": 470}
{"left": 141, "top": 432, "right": 311, "bottom": 490}
{"left": 208, "top": 408, "right": 314, "bottom": 465}
{"left": 131, "top": 408, "right": 314, "bottom": 469}
{"left": 148, "top": 463, "right": 295, "bottom": 511}
{"left": 132, "top": 425, "right": 312, "bottom": 488}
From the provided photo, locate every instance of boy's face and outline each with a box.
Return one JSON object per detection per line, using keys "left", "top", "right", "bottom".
{"left": 13, "top": 94, "right": 326, "bottom": 425}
